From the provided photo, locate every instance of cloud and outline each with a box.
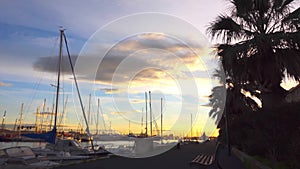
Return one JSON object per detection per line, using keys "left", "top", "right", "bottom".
{"left": 0, "top": 81, "right": 11, "bottom": 87}
{"left": 98, "top": 88, "right": 119, "bottom": 94}
{"left": 32, "top": 32, "right": 215, "bottom": 96}
{"left": 110, "top": 111, "right": 129, "bottom": 115}
{"left": 32, "top": 55, "right": 77, "bottom": 74}
{"left": 129, "top": 99, "right": 144, "bottom": 104}
{"left": 94, "top": 33, "right": 210, "bottom": 85}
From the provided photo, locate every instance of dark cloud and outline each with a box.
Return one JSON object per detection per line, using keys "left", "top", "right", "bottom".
{"left": 33, "top": 33, "right": 208, "bottom": 87}
{"left": 94, "top": 33, "right": 205, "bottom": 85}
{"left": 96, "top": 54, "right": 157, "bottom": 84}
{"left": 136, "top": 33, "right": 184, "bottom": 49}
{"left": 32, "top": 55, "right": 77, "bottom": 74}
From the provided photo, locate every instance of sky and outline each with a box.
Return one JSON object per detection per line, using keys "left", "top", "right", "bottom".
{"left": 0, "top": 0, "right": 298, "bottom": 137}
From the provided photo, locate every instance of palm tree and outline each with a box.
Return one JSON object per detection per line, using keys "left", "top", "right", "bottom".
{"left": 207, "top": 0, "right": 300, "bottom": 160}
{"left": 207, "top": 0, "right": 300, "bottom": 106}
{"left": 208, "top": 67, "right": 260, "bottom": 125}
{"left": 208, "top": 68, "right": 226, "bottom": 125}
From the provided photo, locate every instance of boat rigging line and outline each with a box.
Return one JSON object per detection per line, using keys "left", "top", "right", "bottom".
{"left": 62, "top": 30, "right": 96, "bottom": 152}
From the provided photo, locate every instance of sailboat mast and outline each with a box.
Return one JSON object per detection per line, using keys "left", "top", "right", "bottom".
{"left": 53, "top": 29, "right": 64, "bottom": 131}
{"left": 20, "top": 29, "right": 65, "bottom": 144}
{"left": 18, "top": 103, "right": 24, "bottom": 137}
{"left": 96, "top": 98, "right": 100, "bottom": 135}
{"left": 98, "top": 98, "right": 106, "bottom": 131}
{"left": 128, "top": 120, "right": 131, "bottom": 134}
{"left": 62, "top": 29, "right": 95, "bottom": 150}
{"left": 35, "top": 108, "right": 39, "bottom": 133}
{"left": 49, "top": 103, "right": 54, "bottom": 130}
{"left": 149, "top": 91, "right": 152, "bottom": 137}
{"left": 145, "top": 92, "right": 148, "bottom": 136}
{"left": 191, "top": 113, "right": 193, "bottom": 138}
{"left": 141, "top": 108, "right": 143, "bottom": 134}
{"left": 42, "top": 98, "right": 46, "bottom": 132}
{"left": 1, "top": 110, "right": 6, "bottom": 130}
{"left": 161, "top": 98, "right": 163, "bottom": 139}
{"left": 13, "top": 119, "right": 17, "bottom": 131}
{"left": 43, "top": 98, "right": 46, "bottom": 113}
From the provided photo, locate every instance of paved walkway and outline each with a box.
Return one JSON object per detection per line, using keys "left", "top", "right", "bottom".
{"left": 55, "top": 141, "right": 216, "bottom": 169}
{"left": 54, "top": 141, "right": 246, "bottom": 169}
{"left": 217, "top": 146, "right": 245, "bottom": 169}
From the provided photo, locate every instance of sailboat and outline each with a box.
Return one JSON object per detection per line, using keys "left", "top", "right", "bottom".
{"left": 22, "top": 29, "right": 109, "bottom": 158}
{"left": 199, "top": 132, "right": 209, "bottom": 141}
{"left": 21, "top": 29, "right": 65, "bottom": 144}
{"left": 129, "top": 92, "right": 173, "bottom": 157}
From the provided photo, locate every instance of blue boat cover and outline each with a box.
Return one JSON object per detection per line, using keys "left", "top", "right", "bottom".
{"left": 21, "top": 128, "right": 56, "bottom": 144}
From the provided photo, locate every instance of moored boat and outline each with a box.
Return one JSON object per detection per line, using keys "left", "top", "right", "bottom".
{"left": 42, "top": 138, "right": 109, "bottom": 156}
{"left": 0, "top": 146, "right": 59, "bottom": 167}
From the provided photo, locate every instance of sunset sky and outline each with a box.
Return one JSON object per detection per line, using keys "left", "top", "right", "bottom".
{"left": 0, "top": 0, "right": 298, "bottom": 137}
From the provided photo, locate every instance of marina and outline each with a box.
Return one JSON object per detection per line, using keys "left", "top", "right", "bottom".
{"left": 0, "top": 24, "right": 229, "bottom": 169}
{"left": 1, "top": 0, "right": 298, "bottom": 168}
{"left": 0, "top": 138, "right": 212, "bottom": 169}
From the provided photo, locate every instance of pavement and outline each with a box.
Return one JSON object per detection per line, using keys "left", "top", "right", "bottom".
{"left": 53, "top": 141, "right": 246, "bottom": 169}
{"left": 216, "top": 146, "right": 246, "bottom": 169}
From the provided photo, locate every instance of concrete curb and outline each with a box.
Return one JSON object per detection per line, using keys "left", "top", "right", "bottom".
{"left": 232, "top": 147, "right": 272, "bottom": 169}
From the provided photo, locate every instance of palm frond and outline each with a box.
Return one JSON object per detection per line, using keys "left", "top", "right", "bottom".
{"left": 208, "top": 0, "right": 300, "bottom": 115}
{"left": 254, "top": 0, "right": 271, "bottom": 14}
{"left": 208, "top": 15, "right": 253, "bottom": 43}
{"left": 273, "top": 0, "right": 285, "bottom": 9}
{"left": 218, "top": 39, "right": 257, "bottom": 81}
{"left": 208, "top": 85, "right": 226, "bottom": 125}
{"left": 231, "top": 0, "right": 254, "bottom": 17}
{"left": 272, "top": 0, "right": 294, "bottom": 13}
{"left": 282, "top": 7, "right": 300, "bottom": 30}
{"left": 276, "top": 49, "right": 300, "bottom": 80}
{"left": 269, "top": 31, "right": 300, "bottom": 49}
{"left": 212, "top": 67, "right": 226, "bottom": 84}
{"left": 281, "top": 0, "right": 295, "bottom": 9}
